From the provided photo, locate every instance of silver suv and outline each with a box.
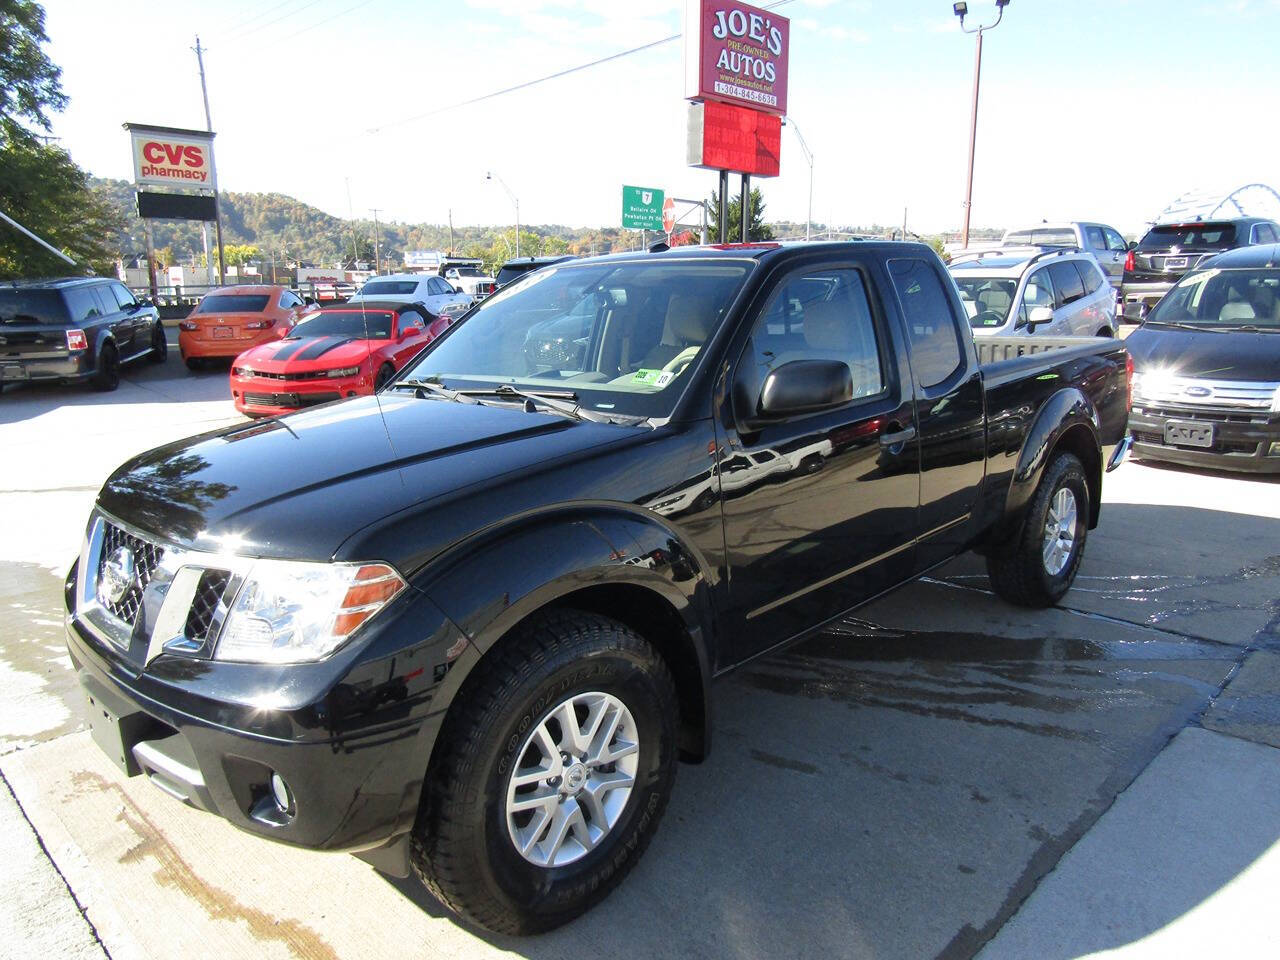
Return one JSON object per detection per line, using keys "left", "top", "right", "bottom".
{"left": 949, "top": 247, "right": 1118, "bottom": 339}
{"left": 1002, "top": 221, "right": 1130, "bottom": 291}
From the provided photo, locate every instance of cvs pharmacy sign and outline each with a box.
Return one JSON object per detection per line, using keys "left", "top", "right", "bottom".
{"left": 125, "top": 123, "right": 216, "bottom": 188}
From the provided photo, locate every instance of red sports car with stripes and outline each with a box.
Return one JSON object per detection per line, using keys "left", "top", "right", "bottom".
{"left": 229, "top": 301, "right": 455, "bottom": 417}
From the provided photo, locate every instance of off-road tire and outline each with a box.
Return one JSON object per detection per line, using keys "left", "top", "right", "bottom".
{"left": 148, "top": 321, "right": 167, "bottom": 363}
{"left": 986, "top": 451, "right": 1089, "bottom": 607}
{"left": 410, "top": 609, "right": 677, "bottom": 934}
{"left": 91, "top": 343, "right": 120, "bottom": 391}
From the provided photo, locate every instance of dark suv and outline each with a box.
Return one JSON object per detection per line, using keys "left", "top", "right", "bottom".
{"left": 0, "top": 278, "right": 165, "bottom": 391}
{"left": 1122, "top": 217, "right": 1280, "bottom": 317}
{"left": 494, "top": 255, "right": 576, "bottom": 289}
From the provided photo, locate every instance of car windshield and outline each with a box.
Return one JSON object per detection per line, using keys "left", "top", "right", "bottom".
{"left": 398, "top": 260, "right": 752, "bottom": 418}
{"left": 292, "top": 309, "right": 394, "bottom": 339}
{"left": 1145, "top": 268, "right": 1280, "bottom": 329}
{"left": 196, "top": 294, "right": 270, "bottom": 313}
{"left": 952, "top": 277, "right": 1018, "bottom": 327}
{"left": 360, "top": 280, "right": 419, "bottom": 296}
{"left": 451, "top": 267, "right": 484, "bottom": 278}
{"left": 1138, "top": 224, "right": 1237, "bottom": 251}
{"left": 1004, "top": 228, "right": 1076, "bottom": 246}
{"left": 0, "top": 289, "right": 69, "bottom": 326}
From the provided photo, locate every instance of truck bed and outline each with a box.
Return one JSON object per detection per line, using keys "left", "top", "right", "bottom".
{"left": 977, "top": 335, "right": 1126, "bottom": 391}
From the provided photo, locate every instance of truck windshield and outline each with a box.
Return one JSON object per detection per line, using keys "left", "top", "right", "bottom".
{"left": 1004, "top": 228, "right": 1076, "bottom": 246}
{"left": 952, "top": 277, "right": 1017, "bottom": 327}
{"left": 1146, "top": 268, "right": 1280, "bottom": 329}
{"left": 398, "top": 260, "right": 752, "bottom": 419}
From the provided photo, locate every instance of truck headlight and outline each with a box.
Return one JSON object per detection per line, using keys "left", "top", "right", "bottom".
{"left": 215, "top": 560, "right": 407, "bottom": 664}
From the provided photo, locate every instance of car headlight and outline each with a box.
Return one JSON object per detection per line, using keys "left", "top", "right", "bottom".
{"left": 216, "top": 560, "right": 406, "bottom": 664}
{"left": 323, "top": 365, "right": 361, "bottom": 378}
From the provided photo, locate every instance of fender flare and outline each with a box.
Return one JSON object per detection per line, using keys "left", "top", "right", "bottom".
{"left": 412, "top": 506, "right": 719, "bottom": 761}
{"left": 997, "top": 386, "right": 1101, "bottom": 543}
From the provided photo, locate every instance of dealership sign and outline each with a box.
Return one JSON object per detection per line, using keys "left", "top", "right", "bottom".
{"left": 687, "top": 99, "right": 781, "bottom": 177}
{"left": 684, "top": 0, "right": 789, "bottom": 115}
{"left": 125, "top": 123, "right": 215, "bottom": 188}
{"left": 622, "top": 185, "right": 665, "bottom": 230}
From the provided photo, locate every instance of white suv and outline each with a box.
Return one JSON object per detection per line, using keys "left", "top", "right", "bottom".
{"left": 349, "top": 273, "right": 472, "bottom": 317}
{"left": 948, "top": 248, "right": 1118, "bottom": 339}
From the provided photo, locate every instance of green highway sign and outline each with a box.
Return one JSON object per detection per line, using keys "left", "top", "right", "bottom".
{"left": 622, "top": 185, "right": 665, "bottom": 230}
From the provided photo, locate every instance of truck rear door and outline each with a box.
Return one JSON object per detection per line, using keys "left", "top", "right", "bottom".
{"left": 715, "top": 258, "right": 921, "bottom": 661}
{"left": 884, "top": 256, "right": 986, "bottom": 571}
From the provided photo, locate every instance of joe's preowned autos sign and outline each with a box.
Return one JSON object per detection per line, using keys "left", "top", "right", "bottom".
{"left": 685, "top": 0, "right": 790, "bottom": 115}
{"left": 126, "top": 125, "right": 215, "bottom": 188}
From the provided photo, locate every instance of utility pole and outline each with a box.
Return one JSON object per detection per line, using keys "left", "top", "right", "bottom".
{"left": 193, "top": 36, "right": 226, "bottom": 285}
{"left": 369, "top": 208, "right": 382, "bottom": 274}
{"left": 448, "top": 209, "right": 454, "bottom": 256}
{"left": 344, "top": 177, "right": 360, "bottom": 267}
{"left": 788, "top": 119, "right": 815, "bottom": 241}
{"left": 954, "top": 0, "right": 1011, "bottom": 249}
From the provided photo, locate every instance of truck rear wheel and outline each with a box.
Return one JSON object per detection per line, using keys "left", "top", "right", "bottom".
{"left": 986, "top": 451, "right": 1089, "bottom": 607}
{"left": 410, "top": 610, "right": 677, "bottom": 934}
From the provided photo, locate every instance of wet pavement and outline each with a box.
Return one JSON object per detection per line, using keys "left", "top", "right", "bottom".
{"left": 2, "top": 361, "right": 1279, "bottom": 958}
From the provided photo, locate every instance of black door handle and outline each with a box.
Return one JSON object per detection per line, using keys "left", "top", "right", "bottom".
{"left": 879, "top": 425, "right": 917, "bottom": 448}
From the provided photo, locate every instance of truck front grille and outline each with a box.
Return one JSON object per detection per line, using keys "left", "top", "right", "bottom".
{"left": 98, "top": 521, "right": 165, "bottom": 625}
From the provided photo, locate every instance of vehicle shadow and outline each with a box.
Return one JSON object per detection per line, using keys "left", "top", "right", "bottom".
{"left": 378, "top": 503, "right": 1280, "bottom": 959}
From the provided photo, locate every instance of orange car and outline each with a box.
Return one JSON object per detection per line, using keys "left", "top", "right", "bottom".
{"left": 178, "top": 285, "right": 315, "bottom": 369}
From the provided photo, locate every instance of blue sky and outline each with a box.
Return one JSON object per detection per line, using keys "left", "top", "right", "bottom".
{"left": 40, "top": 0, "right": 1280, "bottom": 234}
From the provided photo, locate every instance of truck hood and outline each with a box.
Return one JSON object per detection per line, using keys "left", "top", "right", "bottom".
{"left": 97, "top": 393, "right": 636, "bottom": 560}
{"left": 1126, "top": 325, "right": 1280, "bottom": 381}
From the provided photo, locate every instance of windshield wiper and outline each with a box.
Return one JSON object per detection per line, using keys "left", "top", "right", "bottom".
{"left": 391, "top": 378, "right": 480, "bottom": 403}
{"left": 1215, "top": 324, "right": 1280, "bottom": 333}
{"left": 1145, "top": 320, "right": 1220, "bottom": 332}
{"left": 463, "top": 385, "right": 648, "bottom": 426}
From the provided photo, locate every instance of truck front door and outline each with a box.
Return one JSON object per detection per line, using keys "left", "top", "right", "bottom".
{"left": 716, "top": 260, "right": 921, "bottom": 662}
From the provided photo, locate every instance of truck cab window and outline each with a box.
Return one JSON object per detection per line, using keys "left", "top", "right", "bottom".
{"left": 888, "top": 258, "right": 962, "bottom": 388}
{"left": 740, "top": 267, "right": 885, "bottom": 406}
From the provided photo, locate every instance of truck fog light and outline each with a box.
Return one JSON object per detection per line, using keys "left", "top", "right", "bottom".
{"left": 270, "top": 772, "right": 293, "bottom": 812}
{"left": 1268, "top": 442, "right": 1280, "bottom": 457}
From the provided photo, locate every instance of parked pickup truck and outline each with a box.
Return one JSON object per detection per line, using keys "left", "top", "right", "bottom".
{"left": 64, "top": 243, "right": 1131, "bottom": 934}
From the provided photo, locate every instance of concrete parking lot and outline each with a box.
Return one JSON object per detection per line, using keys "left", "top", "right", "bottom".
{"left": 2, "top": 350, "right": 1278, "bottom": 959}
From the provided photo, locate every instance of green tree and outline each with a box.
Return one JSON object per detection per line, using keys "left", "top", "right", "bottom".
{"left": 706, "top": 186, "right": 774, "bottom": 243}
{"left": 0, "top": 138, "right": 123, "bottom": 278}
{"left": 0, "top": 0, "right": 66, "bottom": 143}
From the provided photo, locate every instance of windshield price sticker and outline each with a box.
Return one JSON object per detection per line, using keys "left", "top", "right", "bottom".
{"left": 633, "top": 369, "right": 675, "bottom": 387}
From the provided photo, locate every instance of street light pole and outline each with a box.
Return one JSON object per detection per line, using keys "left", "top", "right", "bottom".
{"left": 486, "top": 171, "right": 520, "bottom": 258}
{"left": 954, "top": 1, "right": 1010, "bottom": 249}
{"left": 788, "top": 118, "right": 815, "bottom": 241}
{"left": 369, "top": 208, "right": 382, "bottom": 274}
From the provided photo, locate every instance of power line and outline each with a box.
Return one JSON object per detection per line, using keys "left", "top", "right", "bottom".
{"left": 218, "top": 0, "right": 306, "bottom": 38}
{"left": 224, "top": 0, "right": 328, "bottom": 42}
{"left": 365, "top": 0, "right": 796, "bottom": 136}
{"left": 291, "top": 0, "right": 377, "bottom": 40}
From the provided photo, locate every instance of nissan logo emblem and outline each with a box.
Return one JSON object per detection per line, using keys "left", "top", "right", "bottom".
{"left": 99, "top": 545, "right": 137, "bottom": 605}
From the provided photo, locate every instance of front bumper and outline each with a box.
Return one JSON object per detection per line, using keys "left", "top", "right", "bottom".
{"left": 231, "top": 370, "right": 370, "bottom": 417}
{"left": 1129, "top": 406, "right": 1280, "bottom": 473}
{"left": 63, "top": 558, "right": 462, "bottom": 855}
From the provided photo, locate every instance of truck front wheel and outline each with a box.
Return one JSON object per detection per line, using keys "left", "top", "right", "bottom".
{"left": 986, "top": 451, "right": 1089, "bottom": 607}
{"left": 410, "top": 610, "right": 677, "bottom": 934}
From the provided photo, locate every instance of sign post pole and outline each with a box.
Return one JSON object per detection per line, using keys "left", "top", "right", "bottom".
{"left": 718, "top": 170, "right": 729, "bottom": 243}
{"left": 740, "top": 173, "right": 751, "bottom": 242}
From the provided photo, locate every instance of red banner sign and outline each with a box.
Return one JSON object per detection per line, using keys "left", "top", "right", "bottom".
{"left": 686, "top": 100, "right": 781, "bottom": 178}
{"left": 684, "top": 0, "right": 790, "bottom": 116}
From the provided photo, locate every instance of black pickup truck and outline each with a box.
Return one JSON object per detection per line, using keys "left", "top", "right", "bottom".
{"left": 64, "top": 243, "right": 1130, "bottom": 933}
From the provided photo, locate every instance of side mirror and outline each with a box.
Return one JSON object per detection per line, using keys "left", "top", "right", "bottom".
{"left": 1026, "top": 306, "right": 1054, "bottom": 333}
{"left": 744, "top": 359, "right": 852, "bottom": 429}
{"left": 1127, "top": 240, "right": 1138, "bottom": 251}
{"left": 303, "top": 296, "right": 317, "bottom": 306}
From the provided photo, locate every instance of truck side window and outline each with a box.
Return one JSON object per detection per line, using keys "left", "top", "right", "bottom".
{"left": 887, "top": 258, "right": 962, "bottom": 388}
{"left": 741, "top": 268, "right": 884, "bottom": 404}
{"left": 1104, "top": 228, "right": 1127, "bottom": 252}
{"left": 1085, "top": 226, "right": 1106, "bottom": 250}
